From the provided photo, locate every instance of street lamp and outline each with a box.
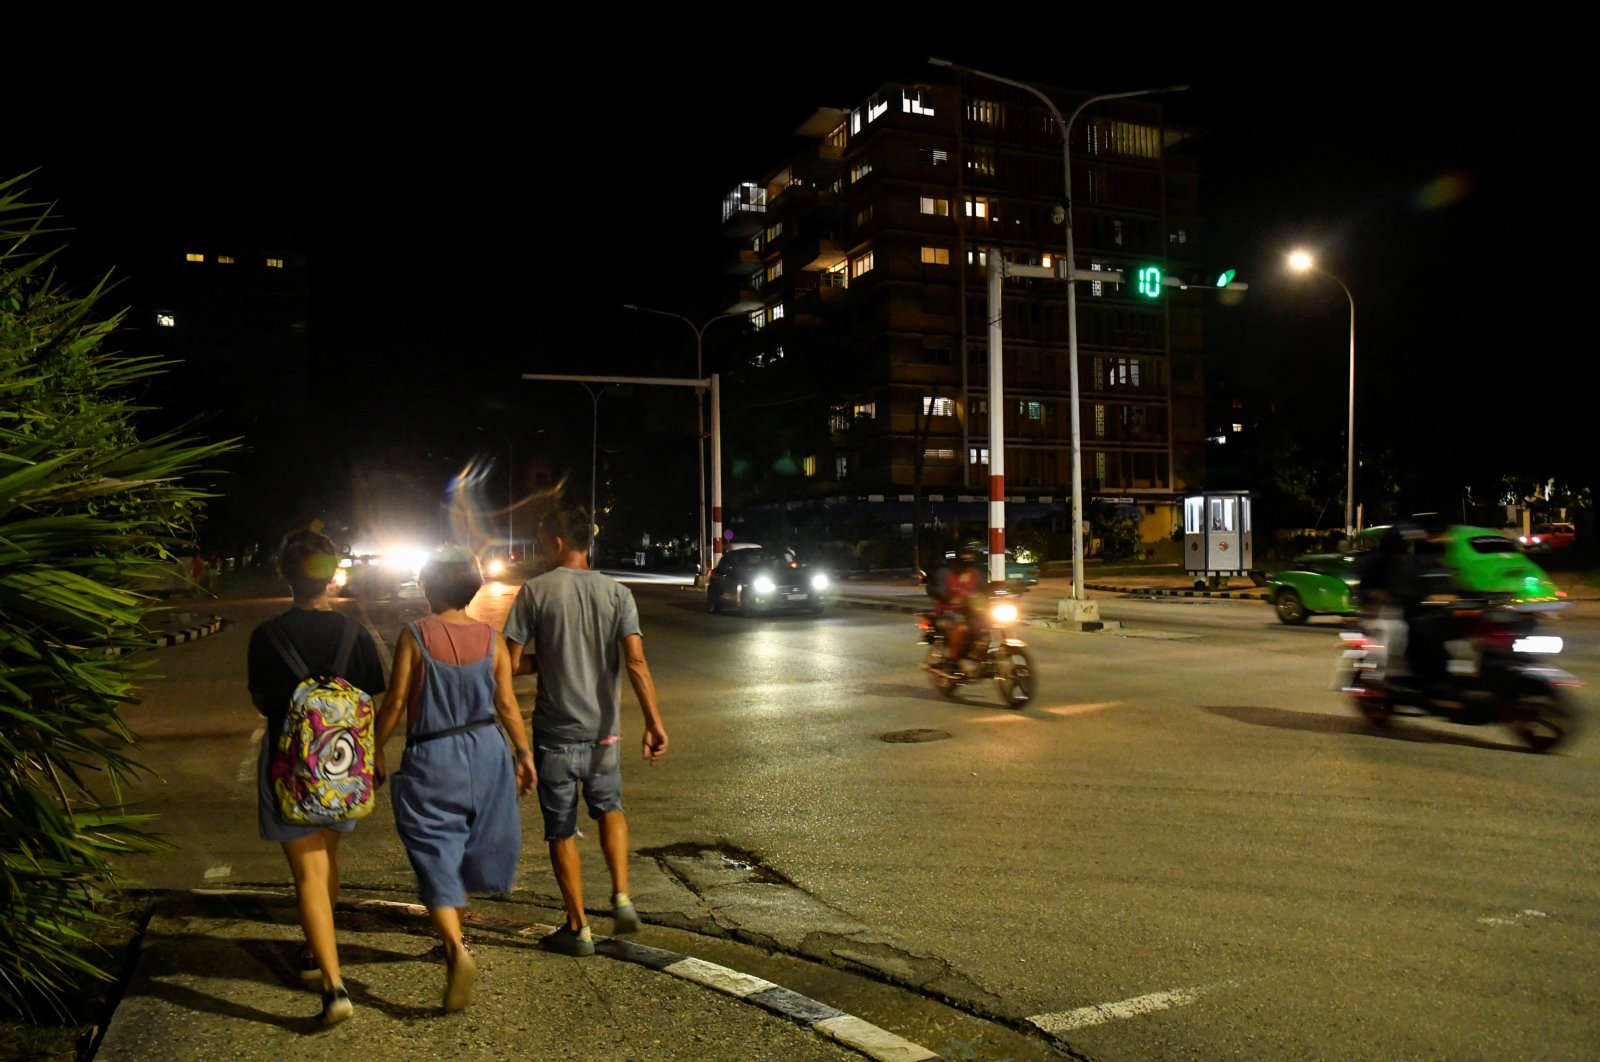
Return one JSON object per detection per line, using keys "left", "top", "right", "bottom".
{"left": 623, "top": 304, "right": 744, "bottom": 584}
{"left": 1287, "top": 249, "right": 1357, "bottom": 537}
{"left": 581, "top": 383, "right": 614, "bottom": 566}
{"left": 929, "top": 59, "right": 1187, "bottom": 613}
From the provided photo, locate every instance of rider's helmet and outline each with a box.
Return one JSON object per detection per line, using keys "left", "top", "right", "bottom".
{"left": 954, "top": 543, "right": 981, "bottom": 566}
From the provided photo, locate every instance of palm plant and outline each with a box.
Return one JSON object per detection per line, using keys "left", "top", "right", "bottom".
{"left": 1, "top": 173, "right": 234, "bottom": 1019}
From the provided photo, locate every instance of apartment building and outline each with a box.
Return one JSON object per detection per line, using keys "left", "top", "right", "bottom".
{"left": 719, "top": 77, "right": 1208, "bottom": 544}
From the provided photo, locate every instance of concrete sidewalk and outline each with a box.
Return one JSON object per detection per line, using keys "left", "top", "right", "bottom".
{"left": 95, "top": 888, "right": 941, "bottom": 1062}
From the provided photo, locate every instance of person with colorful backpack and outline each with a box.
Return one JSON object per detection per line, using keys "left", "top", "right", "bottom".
{"left": 372, "top": 547, "right": 535, "bottom": 1012}
{"left": 246, "top": 528, "right": 386, "bottom": 1026}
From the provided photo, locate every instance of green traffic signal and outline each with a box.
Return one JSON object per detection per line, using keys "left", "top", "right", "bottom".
{"left": 1136, "top": 265, "right": 1162, "bottom": 298}
{"left": 1216, "top": 268, "right": 1237, "bottom": 287}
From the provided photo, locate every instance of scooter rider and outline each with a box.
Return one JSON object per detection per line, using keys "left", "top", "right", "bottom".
{"left": 935, "top": 545, "right": 985, "bottom": 678}
{"left": 1358, "top": 518, "right": 1460, "bottom": 682}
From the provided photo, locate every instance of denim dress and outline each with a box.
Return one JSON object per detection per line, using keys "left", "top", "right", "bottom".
{"left": 389, "top": 618, "right": 520, "bottom": 908}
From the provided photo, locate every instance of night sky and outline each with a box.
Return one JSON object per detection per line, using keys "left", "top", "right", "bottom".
{"left": 4, "top": 27, "right": 1583, "bottom": 543}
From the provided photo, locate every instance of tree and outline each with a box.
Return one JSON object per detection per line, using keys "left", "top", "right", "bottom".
{"left": 1, "top": 175, "right": 233, "bottom": 1019}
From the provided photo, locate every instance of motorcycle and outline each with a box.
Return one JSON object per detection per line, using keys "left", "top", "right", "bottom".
{"left": 1337, "top": 599, "right": 1581, "bottom": 752}
{"left": 918, "top": 587, "right": 1037, "bottom": 708}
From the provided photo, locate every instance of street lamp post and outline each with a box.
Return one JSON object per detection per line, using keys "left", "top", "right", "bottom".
{"left": 1288, "top": 250, "right": 1357, "bottom": 537}
{"left": 929, "top": 59, "right": 1186, "bottom": 614}
{"left": 623, "top": 304, "right": 744, "bottom": 584}
{"left": 580, "top": 383, "right": 613, "bottom": 567}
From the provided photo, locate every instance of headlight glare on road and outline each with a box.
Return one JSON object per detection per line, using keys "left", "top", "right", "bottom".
{"left": 753, "top": 576, "right": 776, "bottom": 594}
{"left": 990, "top": 602, "right": 1019, "bottom": 625}
{"left": 811, "top": 573, "right": 830, "bottom": 591}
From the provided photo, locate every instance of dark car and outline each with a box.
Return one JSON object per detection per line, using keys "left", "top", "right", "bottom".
{"left": 707, "top": 545, "right": 830, "bottom": 615}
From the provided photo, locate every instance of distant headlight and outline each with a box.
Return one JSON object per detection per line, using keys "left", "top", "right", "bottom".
{"left": 486, "top": 559, "right": 506, "bottom": 578}
{"left": 990, "top": 602, "right": 1019, "bottom": 625}
{"left": 811, "top": 573, "right": 830, "bottom": 591}
{"left": 386, "top": 548, "right": 428, "bottom": 574}
{"left": 753, "top": 576, "right": 776, "bottom": 594}
{"left": 332, "top": 568, "right": 348, "bottom": 588}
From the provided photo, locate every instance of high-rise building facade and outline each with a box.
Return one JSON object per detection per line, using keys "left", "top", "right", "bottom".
{"left": 720, "top": 78, "right": 1209, "bottom": 545}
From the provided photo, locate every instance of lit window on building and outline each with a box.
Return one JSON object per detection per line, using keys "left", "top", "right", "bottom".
{"left": 965, "top": 197, "right": 989, "bottom": 219}
{"left": 867, "top": 93, "right": 888, "bottom": 122}
{"left": 852, "top": 160, "right": 873, "bottom": 183}
{"left": 770, "top": 303, "right": 785, "bottom": 321}
{"left": 804, "top": 455, "right": 819, "bottom": 476}
{"left": 185, "top": 253, "right": 204, "bottom": 262}
{"left": 824, "top": 261, "right": 849, "bottom": 288}
{"left": 966, "top": 99, "right": 1001, "bottom": 125}
{"left": 920, "top": 246, "right": 949, "bottom": 265}
{"left": 1042, "top": 254, "right": 1053, "bottom": 269}
{"left": 1111, "top": 120, "right": 1161, "bottom": 159}
{"left": 1232, "top": 423, "right": 1243, "bottom": 433}
{"left": 966, "top": 247, "right": 988, "bottom": 267}
{"left": 830, "top": 406, "right": 850, "bottom": 432}
{"left": 902, "top": 89, "right": 935, "bottom": 116}
{"left": 851, "top": 108, "right": 862, "bottom": 134}
{"left": 266, "top": 257, "right": 284, "bottom": 268}
{"left": 855, "top": 205, "right": 874, "bottom": 226}
{"left": 1096, "top": 452, "right": 1107, "bottom": 482}
{"left": 828, "top": 122, "right": 848, "bottom": 150}
{"left": 851, "top": 251, "right": 875, "bottom": 278}
{"left": 749, "top": 309, "right": 766, "bottom": 330}
{"left": 1090, "top": 261, "right": 1104, "bottom": 298}
{"left": 836, "top": 456, "right": 850, "bottom": 479}
{"left": 1168, "top": 229, "right": 1187, "bottom": 245}
{"left": 764, "top": 221, "right": 783, "bottom": 243}
{"left": 1095, "top": 405, "right": 1106, "bottom": 437}
{"left": 969, "top": 447, "right": 989, "bottom": 465}
{"left": 968, "top": 398, "right": 987, "bottom": 416}
{"left": 923, "top": 448, "right": 955, "bottom": 462}
{"left": 919, "top": 196, "right": 949, "bottom": 216}
{"left": 1020, "top": 401, "right": 1043, "bottom": 420}
{"left": 766, "top": 260, "right": 783, "bottom": 282}
{"left": 156, "top": 313, "right": 176, "bottom": 328}
{"left": 967, "top": 146, "right": 995, "bottom": 177}
{"left": 923, "top": 396, "right": 955, "bottom": 417}
{"left": 919, "top": 148, "right": 949, "bottom": 166}
{"left": 772, "top": 346, "right": 784, "bottom": 360}
{"left": 852, "top": 402, "right": 876, "bottom": 419}
{"left": 217, "top": 255, "right": 235, "bottom": 264}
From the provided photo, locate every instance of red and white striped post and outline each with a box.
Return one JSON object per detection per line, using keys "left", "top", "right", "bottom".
{"left": 710, "top": 372, "right": 724, "bottom": 572}
{"left": 986, "top": 249, "right": 1006, "bottom": 588}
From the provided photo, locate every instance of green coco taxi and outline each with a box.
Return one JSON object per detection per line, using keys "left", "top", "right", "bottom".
{"left": 1266, "top": 525, "right": 1565, "bottom": 625}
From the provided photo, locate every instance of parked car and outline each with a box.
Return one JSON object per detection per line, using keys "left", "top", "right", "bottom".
{"left": 1267, "top": 524, "right": 1565, "bottom": 625}
{"left": 1520, "top": 522, "right": 1576, "bottom": 550}
{"left": 707, "top": 545, "right": 830, "bottom": 615}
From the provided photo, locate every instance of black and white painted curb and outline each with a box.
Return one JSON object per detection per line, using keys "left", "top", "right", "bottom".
{"left": 197, "top": 890, "right": 947, "bottom": 1062}
{"left": 1085, "top": 582, "right": 1268, "bottom": 601}
{"left": 101, "top": 615, "right": 226, "bottom": 657}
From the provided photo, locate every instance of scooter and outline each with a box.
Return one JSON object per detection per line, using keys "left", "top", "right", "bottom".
{"left": 918, "top": 587, "right": 1037, "bottom": 708}
{"left": 1337, "top": 600, "right": 1581, "bottom": 752}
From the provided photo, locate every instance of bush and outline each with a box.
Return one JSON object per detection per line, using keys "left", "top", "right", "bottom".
{"left": 1, "top": 175, "right": 233, "bottom": 1020}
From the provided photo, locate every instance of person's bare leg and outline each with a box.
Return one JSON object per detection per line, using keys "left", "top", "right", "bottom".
{"left": 549, "top": 836, "right": 585, "bottom": 929}
{"left": 282, "top": 834, "right": 341, "bottom": 991}
{"left": 429, "top": 906, "right": 475, "bottom": 1010}
{"left": 598, "top": 811, "right": 629, "bottom": 897}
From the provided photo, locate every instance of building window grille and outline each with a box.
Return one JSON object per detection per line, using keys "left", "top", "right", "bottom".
{"left": 1095, "top": 405, "right": 1106, "bottom": 438}
{"left": 829, "top": 406, "right": 850, "bottom": 432}
{"left": 966, "top": 98, "right": 1002, "bottom": 125}
{"left": 923, "top": 396, "right": 955, "bottom": 417}
{"left": 919, "top": 147, "right": 949, "bottom": 166}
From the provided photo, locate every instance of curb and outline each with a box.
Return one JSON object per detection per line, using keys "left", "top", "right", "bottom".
{"left": 1084, "top": 582, "right": 1268, "bottom": 601}
{"left": 100, "top": 615, "right": 227, "bottom": 658}
{"left": 194, "top": 889, "right": 947, "bottom": 1062}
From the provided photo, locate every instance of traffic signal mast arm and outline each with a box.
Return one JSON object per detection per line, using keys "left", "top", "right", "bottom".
{"left": 1004, "top": 263, "right": 1247, "bottom": 291}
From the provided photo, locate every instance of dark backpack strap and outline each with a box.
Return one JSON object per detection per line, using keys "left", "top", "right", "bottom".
{"left": 263, "top": 619, "right": 312, "bottom": 681}
{"left": 331, "top": 617, "right": 360, "bottom": 678}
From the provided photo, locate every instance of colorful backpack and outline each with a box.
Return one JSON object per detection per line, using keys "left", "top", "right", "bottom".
{"left": 264, "top": 619, "right": 376, "bottom": 826}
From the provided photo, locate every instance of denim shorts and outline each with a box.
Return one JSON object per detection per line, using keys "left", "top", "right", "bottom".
{"left": 534, "top": 740, "right": 622, "bottom": 840}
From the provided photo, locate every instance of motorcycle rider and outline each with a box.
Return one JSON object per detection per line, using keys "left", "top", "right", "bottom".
{"left": 934, "top": 545, "right": 985, "bottom": 678}
{"left": 1357, "top": 518, "right": 1460, "bottom": 684}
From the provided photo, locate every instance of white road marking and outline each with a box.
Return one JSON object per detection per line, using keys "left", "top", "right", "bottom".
{"left": 236, "top": 727, "right": 264, "bottom": 784}
{"left": 1029, "top": 985, "right": 1207, "bottom": 1034}
{"left": 203, "top": 864, "right": 232, "bottom": 880}
{"left": 1477, "top": 909, "right": 1551, "bottom": 926}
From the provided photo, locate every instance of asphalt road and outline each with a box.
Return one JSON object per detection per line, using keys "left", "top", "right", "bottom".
{"left": 115, "top": 578, "right": 1600, "bottom": 1059}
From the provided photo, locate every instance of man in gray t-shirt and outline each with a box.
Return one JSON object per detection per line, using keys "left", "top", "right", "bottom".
{"left": 504, "top": 507, "right": 668, "bottom": 957}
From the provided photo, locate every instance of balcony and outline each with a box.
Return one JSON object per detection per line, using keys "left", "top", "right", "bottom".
{"left": 723, "top": 247, "right": 763, "bottom": 276}
{"left": 721, "top": 183, "right": 767, "bottom": 236}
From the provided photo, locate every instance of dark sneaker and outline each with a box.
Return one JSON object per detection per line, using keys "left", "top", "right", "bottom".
{"left": 297, "top": 949, "right": 321, "bottom": 985}
{"left": 939, "top": 661, "right": 966, "bottom": 680}
{"left": 321, "top": 985, "right": 353, "bottom": 1026}
{"left": 612, "top": 900, "right": 640, "bottom": 935}
{"left": 542, "top": 922, "right": 595, "bottom": 957}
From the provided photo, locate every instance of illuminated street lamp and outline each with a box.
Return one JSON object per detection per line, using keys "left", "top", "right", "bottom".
{"left": 1287, "top": 249, "right": 1357, "bottom": 537}
{"left": 929, "top": 58, "right": 1186, "bottom": 612}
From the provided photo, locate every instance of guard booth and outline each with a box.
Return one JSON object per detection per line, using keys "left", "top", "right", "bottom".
{"left": 1184, "top": 492, "right": 1254, "bottom": 588}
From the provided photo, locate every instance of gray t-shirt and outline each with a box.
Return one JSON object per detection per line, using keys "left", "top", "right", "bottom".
{"left": 503, "top": 566, "right": 641, "bottom": 744}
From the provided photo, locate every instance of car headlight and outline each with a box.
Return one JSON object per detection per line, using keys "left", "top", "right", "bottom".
{"left": 332, "top": 569, "right": 348, "bottom": 588}
{"left": 811, "top": 573, "right": 830, "bottom": 591}
{"left": 1513, "top": 635, "right": 1563, "bottom": 654}
{"left": 486, "top": 559, "right": 506, "bottom": 578}
{"left": 753, "top": 576, "right": 776, "bottom": 594}
{"left": 990, "top": 601, "right": 1019, "bottom": 625}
